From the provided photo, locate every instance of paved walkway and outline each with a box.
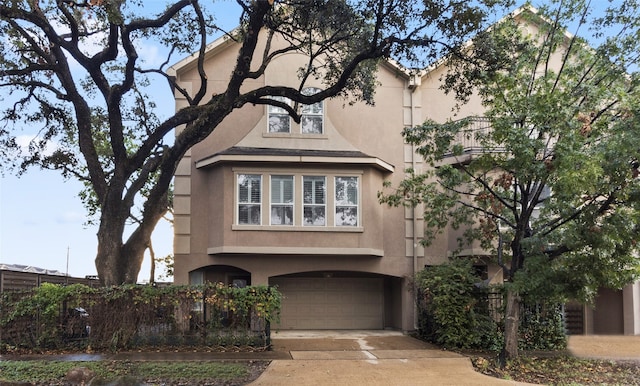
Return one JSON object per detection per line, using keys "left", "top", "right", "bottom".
{"left": 249, "top": 330, "right": 535, "bottom": 385}
{"left": 567, "top": 335, "right": 640, "bottom": 361}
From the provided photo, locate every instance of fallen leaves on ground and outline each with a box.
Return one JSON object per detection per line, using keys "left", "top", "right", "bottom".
{"left": 471, "top": 355, "right": 640, "bottom": 385}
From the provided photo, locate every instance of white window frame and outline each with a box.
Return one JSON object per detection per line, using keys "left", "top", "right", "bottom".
{"left": 303, "top": 176, "right": 326, "bottom": 226}
{"left": 270, "top": 175, "right": 294, "bottom": 225}
{"left": 237, "top": 174, "right": 262, "bottom": 225}
{"left": 334, "top": 176, "right": 359, "bottom": 227}
{"left": 267, "top": 96, "right": 291, "bottom": 133}
{"left": 300, "top": 87, "right": 324, "bottom": 134}
{"left": 232, "top": 170, "right": 363, "bottom": 231}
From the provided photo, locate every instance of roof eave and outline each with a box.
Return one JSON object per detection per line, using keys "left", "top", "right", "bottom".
{"left": 195, "top": 153, "right": 395, "bottom": 173}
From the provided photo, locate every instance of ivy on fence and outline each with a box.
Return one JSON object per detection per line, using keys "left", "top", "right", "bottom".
{"left": 0, "top": 283, "right": 281, "bottom": 353}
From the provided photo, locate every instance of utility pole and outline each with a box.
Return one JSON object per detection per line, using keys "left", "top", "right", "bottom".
{"left": 65, "top": 246, "right": 69, "bottom": 285}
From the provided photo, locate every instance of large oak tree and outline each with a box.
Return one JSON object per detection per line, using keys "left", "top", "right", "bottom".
{"left": 380, "top": 1, "right": 640, "bottom": 359}
{"left": 0, "top": 0, "right": 509, "bottom": 285}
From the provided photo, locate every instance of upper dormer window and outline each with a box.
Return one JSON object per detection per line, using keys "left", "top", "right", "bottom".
{"left": 268, "top": 96, "right": 291, "bottom": 133}
{"left": 301, "top": 87, "right": 323, "bottom": 134}
{"left": 266, "top": 88, "right": 324, "bottom": 134}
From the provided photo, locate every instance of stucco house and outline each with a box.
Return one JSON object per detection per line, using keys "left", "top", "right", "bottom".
{"left": 169, "top": 8, "right": 639, "bottom": 334}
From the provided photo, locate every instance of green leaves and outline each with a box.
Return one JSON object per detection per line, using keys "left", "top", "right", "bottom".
{"left": 383, "top": 3, "right": 640, "bottom": 295}
{"left": 381, "top": 4, "right": 640, "bottom": 357}
{"left": 415, "top": 259, "right": 500, "bottom": 349}
{"left": 0, "top": 283, "right": 282, "bottom": 351}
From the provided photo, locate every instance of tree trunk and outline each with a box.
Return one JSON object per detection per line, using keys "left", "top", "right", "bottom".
{"left": 95, "top": 222, "right": 156, "bottom": 286}
{"left": 95, "top": 191, "right": 168, "bottom": 286}
{"left": 148, "top": 239, "right": 156, "bottom": 284}
{"left": 95, "top": 219, "right": 129, "bottom": 286}
{"left": 501, "top": 289, "right": 521, "bottom": 364}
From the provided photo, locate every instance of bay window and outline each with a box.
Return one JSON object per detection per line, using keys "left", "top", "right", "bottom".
{"left": 234, "top": 172, "right": 360, "bottom": 229}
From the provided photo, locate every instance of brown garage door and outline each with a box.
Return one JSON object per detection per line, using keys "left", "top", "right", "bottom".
{"left": 271, "top": 277, "right": 384, "bottom": 329}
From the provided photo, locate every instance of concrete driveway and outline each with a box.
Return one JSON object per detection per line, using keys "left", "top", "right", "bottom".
{"left": 249, "top": 330, "right": 534, "bottom": 385}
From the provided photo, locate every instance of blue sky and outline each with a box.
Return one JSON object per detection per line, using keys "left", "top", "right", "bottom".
{"left": 0, "top": 0, "right": 240, "bottom": 282}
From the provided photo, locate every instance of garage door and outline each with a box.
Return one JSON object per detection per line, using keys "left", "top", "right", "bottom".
{"left": 271, "top": 277, "right": 384, "bottom": 329}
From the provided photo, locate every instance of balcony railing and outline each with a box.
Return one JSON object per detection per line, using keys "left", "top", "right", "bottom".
{"left": 436, "top": 116, "right": 518, "bottom": 163}
{"left": 457, "top": 116, "right": 490, "bottom": 152}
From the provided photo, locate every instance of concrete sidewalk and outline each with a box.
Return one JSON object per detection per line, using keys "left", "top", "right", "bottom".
{"left": 249, "top": 330, "right": 535, "bottom": 385}
{"left": 568, "top": 335, "right": 640, "bottom": 361}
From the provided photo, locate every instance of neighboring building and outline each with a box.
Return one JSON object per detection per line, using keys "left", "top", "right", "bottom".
{"left": 0, "top": 264, "right": 99, "bottom": 292}
{"left": 577, "top": 286, "right": 640, "bottom": 335}
{"left": 169, "top": 9, "right": 639, "bottom": 334}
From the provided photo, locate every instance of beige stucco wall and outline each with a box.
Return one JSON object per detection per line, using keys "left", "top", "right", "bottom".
{"left": 171, "top": 8, "right": 639, "bottom": 334}
{"left": 170, "top": 24, "right": 518, "bottom": 331}
{"left": 170, "top": 29, "right": 427, "bottom": 330}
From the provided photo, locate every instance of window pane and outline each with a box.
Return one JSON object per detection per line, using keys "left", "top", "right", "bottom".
{"left": 301, "top": 87, "right": 323, "bottom": 134}
{"left": 335, "top": 177, "right": 358, "bottom": 205}
{"left": 335, "top": 207, "right": 358, "bottom": 226}
{"left": 238, "top": 174, "right": 261, "bottom": 203}
{"left": 271, "top": 175, "right": 293, "bottom": 225}
{"left": 303, "top": 207, "right": 326, "bottom": 226}
{"left": 301, "top": 116, "right": 323, "bottom": 134}
{"left": 268, "top": 96, "right": 291, "bottom": 133}
{"left": 269, "top": 115, "right": 290, "bottom": 133}
{"left": 303, "top": 176, "right": 325, "bottom": 204}
{"left": 239, "top": 204, "right": 261, "bottom": 225}
{"left": 315, "top": 181, "right": 325, "bottom": 203}
{"left": 301, "top": 101, "right": 322, "bottom": 115}
{"left": 335, "top": 176, "right": 358, "bottom": 226}
{"left": 271, "top": 206, "right": 293, "bottom": 225}
{"left": 303, "top": 176, "right": 326, "bottom": 226}
{"left": 271, "top": 176, "right": 294, "bottom": 203}
{"left": 238, "top": 174, "right": 261, "bottom": 225}
{"left": 268, "top": 104, "right": 288, "bottom": 114}
{"left": 239, "top": 184, "right": 248, "bottom": 203}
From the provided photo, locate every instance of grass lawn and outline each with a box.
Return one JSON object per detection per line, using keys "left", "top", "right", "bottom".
{"left": 0, "top": 360, "right": 269, "bottom": 385}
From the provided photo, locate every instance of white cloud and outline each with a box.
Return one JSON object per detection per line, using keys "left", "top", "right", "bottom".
{"left": 135, "top": 41, "right": 166, "bottom": 68}
{"left": 15, "top": 135, "right": 59, "bottom": 157}
{"left": 56, "top": 211, "right": 86, "bottom": 224}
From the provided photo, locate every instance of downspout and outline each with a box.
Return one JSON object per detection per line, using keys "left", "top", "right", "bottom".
{"left": 408, "top": 73, "right": 420, "bottom": 330}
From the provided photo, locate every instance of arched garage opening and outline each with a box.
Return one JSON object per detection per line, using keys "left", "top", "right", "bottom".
{"left": 270, "top": 271, "right": 403, "bottom": 330}
{"left": 189, "top": 265, "right": 251, "bottom": 288}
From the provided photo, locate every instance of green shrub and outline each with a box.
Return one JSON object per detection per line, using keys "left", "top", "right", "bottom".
{"left": 415, "top": 260, "right": 567, "bottom": 352}
{"left": 415, "top": 259, "right": 500, "bottom": 349}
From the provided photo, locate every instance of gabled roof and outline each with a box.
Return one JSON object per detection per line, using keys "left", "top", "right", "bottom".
{"left": 168, "top": 5, "right": 550, "bottom": 84}
{"left": 167, "top": 30, "right": 239, "bottom": 77}
{"left": 195, "top": 146, "right": 395, "bottom": 172}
